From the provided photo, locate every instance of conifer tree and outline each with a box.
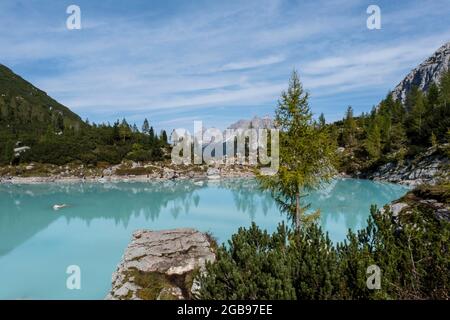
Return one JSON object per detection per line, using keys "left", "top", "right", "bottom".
{"left": 365, "top": 122, "right": 381, "bottom": 160}
{"left": 343, "top": 106, "right": 357, "bottom": 147}
{"left": 408, "top": 90, "right": 426, "bottom": 143}
{"left": 318, "top": 113, "right": 326, "bottom": 128}
{"left": 161, "top": 130, "right": 168, "bottom": 144}
{"left": 427, "top": 83, "right": 439, "bottom": 108}
{"left": 439, "top": 70, "right": 450, "bottom": 105}
{"left": 142, "top": 118, "right": 150, "bottom": 134}
{"left": 149, "top": 126, "right": 155, "bottom": 143}
{"left": 258, "top": 70, "right": 336, "bottom": 230}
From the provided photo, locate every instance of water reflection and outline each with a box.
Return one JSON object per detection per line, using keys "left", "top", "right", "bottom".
{"left": 0, "top": 178, "right": 409, "bottom": 257}
{"left": 0, "top": 179, "right": 271, "bottom": 256}
{"left": 0, "top": 178, "right": 410, "bottom": 299}
{"left": 307, "top": 179, "right": 410, "bottom": 240}
{"left": 216, "top": 179, "right": 275, "bottom": 219}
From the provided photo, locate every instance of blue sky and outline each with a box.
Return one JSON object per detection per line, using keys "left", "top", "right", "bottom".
{"left": 0, "top": 0, "right": 449, "bottom": 132}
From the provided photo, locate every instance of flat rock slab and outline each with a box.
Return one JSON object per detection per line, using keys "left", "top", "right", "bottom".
{"left": 107, "top": 228, "right": 215, "bottom": 300}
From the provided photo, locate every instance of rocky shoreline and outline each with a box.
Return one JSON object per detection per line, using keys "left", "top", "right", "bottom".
{"left": 0, "top": 162, "right": 255, "bottom": 184}
{"left": 359, "top": 145, "right": 449, "bottom": 187}
{"left": 1, "top": 145, "right": 448, "bottom": 186}
{"left": 383, "top": 184, "right": 450, "bottom": 223}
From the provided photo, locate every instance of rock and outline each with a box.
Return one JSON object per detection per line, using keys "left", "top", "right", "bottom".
{"left": 163, "top": 168, "right": 176, "bottom": 179}
{"left": 228, "top": 116, "right": 274, "bottom": 130}
{"left": 106, "top": 228, "right": 215, "bottom": 300}
{"left": 365, "top": 146, "right": 449, "bottom": 186}
{"left": 207, "top": 167, "right": 221, "bottom": 180}
{"left": 131, "top": 162, "right": 140, "bottom": 169}
{"left": 260, "top": 167, "right": 277, "bottom": 176}
{"left": 436, "top": 208, "right": 450, "bottom": 221}
{"left": 388, "top": 202, "right": 409, "bottom": 217}
{"left": 392, "top": 42, "right": 450, "bottom": 103}
{"left": 206, "top": 167, "right": 220, "bottom": 176}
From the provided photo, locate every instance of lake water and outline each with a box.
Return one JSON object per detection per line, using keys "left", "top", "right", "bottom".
{"left": 0, "top": 178, "right": 409, "bottom": 300}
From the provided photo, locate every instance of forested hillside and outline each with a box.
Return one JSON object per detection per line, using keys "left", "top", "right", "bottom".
{"left": 0, "top": 64, "right": 169, "bottom": 165}
{"left": 331, "top": 70, "right": 450, "bottom": 174}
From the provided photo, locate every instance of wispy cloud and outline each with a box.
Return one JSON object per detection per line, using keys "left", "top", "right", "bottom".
{"left": 218, "top": 55, "right": 285, "bottom": 72}
{"left": 0, "top": 0, "right": 449, "bottom": 129}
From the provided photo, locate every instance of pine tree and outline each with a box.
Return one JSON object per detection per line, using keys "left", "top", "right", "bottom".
{"left": 142, "top": 118, "right": 150, "bottom": 134}
{"left": 3, "top": 140, "right": 14, "bottom": 165}
{"left": 161, "top": 130, "right": 168, "bottom": 144}
{"left": 365, "top": 122, "right": 381, "bottom": 160}
{"left": 439, "top": 70, "right": 450, "bottom": 105}
{"left": 427, "top": 83, "right": 439, "bottom": 108}
{"left": 318, "top": 113, "right": 326, "bottom": 128}
{"left": 405, "top": 86, "right": 421, "bottom": 113}
{"left": 119, "top": 118, "right": 132, "bottom": 142}
{"left": 112, "top": 120, "right": 120, "bottom": 142}
{"left": 390, "top": 123, "right": 407, "bottom": 161}
{"left": 430, "top": 132, "right": 437, "bottom": 147}
{"left": 149, "top": 126, "right": 155, "bottom": 143}
{"left": 56, "top": 113, "right": 64, "bottom": 132}
{"left": 343, "top": 106, "right": 357, "bottom": 147}
{"left": 408, "top": 90, "right": 426, "bottom": 143}
{"left": 258, "top": 70, "right": 336, "bottom": 230}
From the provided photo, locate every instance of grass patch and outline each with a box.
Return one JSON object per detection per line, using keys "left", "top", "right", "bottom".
{"left": 123, "top": 268, "right": 196, "bottom": 300}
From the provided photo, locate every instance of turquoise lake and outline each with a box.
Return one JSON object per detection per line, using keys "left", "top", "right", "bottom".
{"left": 0, "top": 178, "right": 409, "bottom": 300}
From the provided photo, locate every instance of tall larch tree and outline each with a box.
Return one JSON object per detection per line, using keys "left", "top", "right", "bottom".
{"left": 258, "top": 70, "right": 336, "bottom": 230}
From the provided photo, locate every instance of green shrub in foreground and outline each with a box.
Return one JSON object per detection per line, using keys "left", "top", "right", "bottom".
{"left": 196, "top": 206, "right": 450, "bottom": 300}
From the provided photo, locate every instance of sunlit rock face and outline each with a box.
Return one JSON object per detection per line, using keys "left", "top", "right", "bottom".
{"left": 392, "top": 42, "right": 450, "bottom": 103}
{"left": 106, "top": 228, "right": 215, "bottom": 300}
{"left": 363, "top": 146, "right": 449, "bottom": 186}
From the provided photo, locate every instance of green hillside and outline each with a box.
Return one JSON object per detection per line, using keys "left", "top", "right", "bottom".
{"left": 0, "top": 64, "right": 85, "bottom": 133}
{"left": 0, "top": 64, "right": 168, "bottom": 166}
{"left": 330, "top": 70, "right": 450, "bottom": 174}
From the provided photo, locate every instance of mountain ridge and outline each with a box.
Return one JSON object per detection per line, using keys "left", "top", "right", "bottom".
{"left": 228, "top": 115, "right": 274, "bottom": 130}
{"left": 392, "top": 41, "right": 450, "bottom": 103}
{"left": 0, "top": 64, "right": 85, "bottom": 133}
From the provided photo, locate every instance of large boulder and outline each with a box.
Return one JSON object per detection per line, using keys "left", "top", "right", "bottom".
{"left": 106, "top": 228, "right": 216, "bottom": 300}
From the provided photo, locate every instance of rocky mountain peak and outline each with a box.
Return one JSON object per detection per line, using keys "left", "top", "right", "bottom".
{"left": 228, "top": 115, "right": 274, "bottom": 130}
{"left": 392, "top": 41, "right": 450, "bottom": 103}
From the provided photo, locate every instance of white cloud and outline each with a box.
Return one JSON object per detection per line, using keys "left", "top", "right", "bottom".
{"left": 0, "top": 0, "right": 449, "bottom": 129}
{"left": 218, "top": 55, "right": 285, "bottom": 72}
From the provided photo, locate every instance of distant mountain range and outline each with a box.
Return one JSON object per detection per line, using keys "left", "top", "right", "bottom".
{"left": 228, "top": 116, "right": 274, "bottom": 130}
{"left": 392, "top": 41, "right": 450, "bottom": 103}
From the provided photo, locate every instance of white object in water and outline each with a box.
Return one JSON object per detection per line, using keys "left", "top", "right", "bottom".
{"left": 53, "top": 204, "right": 68, "bottom": 211}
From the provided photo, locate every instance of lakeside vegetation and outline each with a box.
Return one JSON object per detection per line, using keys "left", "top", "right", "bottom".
{"left": 196, "top": 71, "right": 450, "bottom": 300}
{"left": 329, "top": 70, "right": 450, "bottom": 174}
{"left": 197, "top": 190, "right": 450, "bottom": 299}
{"left": 0, "top": 64, "right": 169, "bottom": 166}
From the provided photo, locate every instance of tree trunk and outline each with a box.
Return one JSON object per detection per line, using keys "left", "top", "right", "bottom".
{"left": 295, "top": 192, "right": 300, "bottom": 231}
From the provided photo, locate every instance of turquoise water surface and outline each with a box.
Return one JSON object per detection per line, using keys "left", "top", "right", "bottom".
{"left": 0, "top": 178, "right": 409, "bottom": 299}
